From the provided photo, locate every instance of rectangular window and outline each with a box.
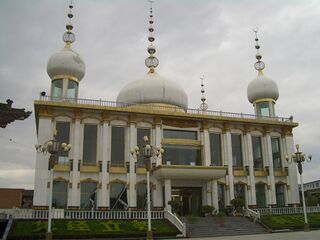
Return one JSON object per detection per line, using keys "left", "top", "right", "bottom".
{"left": 111, "top": 126, "right": 125, "bottom": 166}
{"left": 257, "top": 102, "right": 270, "bottom": 117}
{"left": 82, "top": 124, "right": 97, "bottom": 164}
{"left": 255, "top": 184, "right": 266, "bottom": 208}
{"left": 252, "top": 136, "right": 263, "bottom": 169}
{"left": 271, "top": 138, "right": 282, "bottom": 169}
{"left": 210, "top": 133, "right": 222, "bottom": 166}
{"left": 52, "top": 181, "right": 68, "bottom": 209}
{"left": 163, "top": 129, "right": 197, "bottom": 140}
{"left": 276, "top": 184, "right": 285, "bottom": 207}
{"left": 163, "top": 145, "right": 201, "bottom": 165}
{"left": 80, "top": 182, "right": 97, "bottom": 209}
{"left": 137, "top": 128, "right": 151, "bottom": 167}
{"left": 56, "top": 122, "right": 70, "bottom": 164}
{"left": 218, "top": 183, "right": 225, "bottom": 210}
{"left": 231, "top": 134, "right": 243, "bottom": 167}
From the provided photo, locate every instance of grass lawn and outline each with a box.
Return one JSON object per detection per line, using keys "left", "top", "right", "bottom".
{"left": 8, "top": 219, "right": 179, "bottom": 239}
{"left": 261, "top": 213, "right": 320, "bottom": 230}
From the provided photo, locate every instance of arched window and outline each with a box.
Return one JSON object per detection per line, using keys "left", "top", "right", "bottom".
{"left": 110, "top": 182, "right": 127, "bottom": 210}
{"left": 52, "top": 80, "right": 63, "bottom": 97}
{"left": 80, "top": 182, "right": 97, "bottom": 209}
{"left": 67, "top": 80, "right": 78, "bottom": 98}
{"left": 136, "top": 183, "right": 147, "bottom": 210}
{"left": 52, "top": 180, "right": 68, "bottom": 209}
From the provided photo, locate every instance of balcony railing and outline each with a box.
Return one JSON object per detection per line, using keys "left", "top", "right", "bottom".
{"left": 37, "top": 95, "right": 294, "bottom": 123}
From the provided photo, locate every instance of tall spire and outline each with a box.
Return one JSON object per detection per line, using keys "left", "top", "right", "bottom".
{"left": 253, "top": 29, "right": 265, "bottom": 75}
{"left": 62, "top": 0, "right": 76, "bottom": 47}
{"left": 199, "top": 76, "right": 208, "bottom": 111}
{"left": 145, "top": 0, "right": 159, "bottom": 73}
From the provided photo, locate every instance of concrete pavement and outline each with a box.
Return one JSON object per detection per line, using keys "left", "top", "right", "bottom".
{"left": 171, "top": 230, "right": 320, "bottom": 240}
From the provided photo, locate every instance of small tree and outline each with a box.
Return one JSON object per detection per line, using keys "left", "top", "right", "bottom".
{"left": 202, "top": 205, "right": 215, "bottom": 216}
{"left": 168, "top": 199, "right": 182, "bottom": 215}
{"left": 230, "top": 197, "right": 245, "bottom": 214}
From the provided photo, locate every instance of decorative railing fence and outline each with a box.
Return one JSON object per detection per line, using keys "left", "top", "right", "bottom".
{"left": 0, "top": 209, "right": 186, "bottom": 236}
{"left": 38, "top": 95, "right": 293, "bottom": 123}
{"left": 254, "top": 206, "right": 320, "bottom": 216}
{"left": 0, "top": 209, "right": 164, "bottom": 220}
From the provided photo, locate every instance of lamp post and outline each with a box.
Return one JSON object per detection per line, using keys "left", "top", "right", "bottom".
{"left": 286, "top": 144, "right": 312, "bottom": 232}
{"left": 35, "top": 138, "right": 71, "bottom": 240}
{"left": 130, "top": 136, "right": 164, "bottom": 240}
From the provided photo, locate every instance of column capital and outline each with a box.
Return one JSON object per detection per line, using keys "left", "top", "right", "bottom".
{"left": 74, "top": 109, "right": 82, "bottom": 120}
{"left": 39, "top": 106, "right": 53, "bottom": 118}
{"left": 222, "top": 123, "right": 232, "bottom": 133}
{"left": 282, "top": 127, "right": 293, "bottom": 137}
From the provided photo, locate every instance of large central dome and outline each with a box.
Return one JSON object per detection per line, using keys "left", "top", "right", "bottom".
{"left": 117, "top": 72, "right": 188, "bottom": 109}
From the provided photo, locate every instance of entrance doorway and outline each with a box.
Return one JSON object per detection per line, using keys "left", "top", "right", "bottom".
{"left": 171, "top": 187, "right": 202, "bottom": 216}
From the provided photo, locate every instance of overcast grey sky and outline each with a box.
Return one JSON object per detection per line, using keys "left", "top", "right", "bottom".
{"left": 0, "top": 0, "right": 319, "bottom": 189}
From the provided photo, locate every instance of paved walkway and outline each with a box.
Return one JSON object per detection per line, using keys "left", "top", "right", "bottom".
{"left": 170, "top": 230, "right": 320, "bottom": 240}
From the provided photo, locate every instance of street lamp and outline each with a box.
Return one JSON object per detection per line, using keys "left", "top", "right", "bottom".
{"left": 130, "top": 136, "right": 164, "bottom": 240}
{"left": 35, "top": 137, "right": 71, "bottom": 240}
{"left": 286, "top": 144, "right": 312, "bottom": 232}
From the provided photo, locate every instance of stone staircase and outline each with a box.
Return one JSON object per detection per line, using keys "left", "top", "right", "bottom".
{"left": 183, "top": 216, "right": 267, "bottom": 238}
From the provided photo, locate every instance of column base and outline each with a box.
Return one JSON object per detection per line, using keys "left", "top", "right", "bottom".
{"left": 146, "top": 230, "right": 153, "bottom": 240}
{"left": 304, "top": 223, "right": 310, "bottom": 232}
{"left": 45, "top": 232, "right": 52, "bottom": 240}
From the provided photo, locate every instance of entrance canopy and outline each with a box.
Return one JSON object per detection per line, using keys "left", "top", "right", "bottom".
{"left": 152, "top": 165, "right": 227, "bottom": 180}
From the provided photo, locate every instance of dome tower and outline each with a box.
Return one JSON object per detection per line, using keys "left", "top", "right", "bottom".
{"left": 47, "top": 1, "right": 85, "bottom": 99}
{"left": 117, "top": 0, "right": 188, "bottom": 109}
{"left": 247, "top": 30, "right": 279, "bottom": 117}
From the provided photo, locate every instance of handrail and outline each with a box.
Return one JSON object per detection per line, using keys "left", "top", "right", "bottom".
{"left": 37, "top": 95, "right": 294, "bottom": 123}
{"left": 243, "top": 207, "right": 260, "bottom": 222}
{"left": 164, "top": 210, "right": 186, "bottom": 237}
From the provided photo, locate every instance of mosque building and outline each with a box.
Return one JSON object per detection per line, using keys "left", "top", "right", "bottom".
{"left": 33, "top": 2, "right": 299, "bottom": 215}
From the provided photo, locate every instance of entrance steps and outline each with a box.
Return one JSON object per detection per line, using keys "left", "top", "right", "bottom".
{"left": 183, "top": 216, "right": 266, "bottom": 238}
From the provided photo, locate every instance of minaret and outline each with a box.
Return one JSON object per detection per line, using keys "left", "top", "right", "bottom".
{"left": 145, "top": 0, "right": 159, "bottom": 73}
{"left": 117, "top": 0, "right": 188, "bottom": 109}
{"left": 199, "top": 76, "right": 208, "bottom": 111}
{"left": 247, "top": 30, "right": 279, "bottom": 117}
{"left": 47, "top": 0, "right": 85, "bottom": 99}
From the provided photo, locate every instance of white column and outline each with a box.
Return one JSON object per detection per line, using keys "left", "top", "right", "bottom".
{"left": 212, "top": 180, "right": 219, "bottom": 210}
{"left": 265, "top": 133, "right": 276, "bottom": 206}
{"left": 203, "top": 129, "right": 211, "bottom": 166}
{"left": 155, "top": 118, "right": 162, "bottom": 166}
{"left": 225, "top": 130, "right": 234, "bottom": 202}
{"left": 285, "top": 134, "right": 299, "bottom": 205}
{"left": 246, "top": 133, "right": 256, "bottom": 207}
{"left": 70, "top": 118, "right": 81, "bottom": 207}
{"left": 153, "top": 179, "right": 163, "bottom": 208}
{"left": 99, "top": 121, "right": 110, "bottom": 208}
{"left": 164, "top": 179, "right": 172, "bottom": 211}
{"left": 128, "top": 122, "right": 137, "bottom": 208}
{"left": 33, "top": 118, "right": 52, "bottom": 207}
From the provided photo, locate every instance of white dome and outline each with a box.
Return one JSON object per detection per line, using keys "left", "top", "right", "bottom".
{"left": 117, "top": 72, "right": 188, "bottom": 109}
{"left": 247, "top": 74, "right": 279, "bottom": 103}
{"left": 47, "top": 47, "right": 85, "bottom": 81}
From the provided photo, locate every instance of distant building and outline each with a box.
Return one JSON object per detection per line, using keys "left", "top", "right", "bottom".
{"left": 33, "top": 2, "right": 300, "bottom": 215}
{"left": 0, "top": 189, "right": 33, "bottom": 209}
{"left": 299, "top": 180, "right": 320, "bottom": 195}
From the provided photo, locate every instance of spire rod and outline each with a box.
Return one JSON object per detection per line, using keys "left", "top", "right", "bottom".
{"left": 145, "top": 0, "right": 159, "bottom": 73}
{"left": 252, "top": 28, "right": 265, "bottom": 75}
{"left": 62, "top": 0, "right": 76, "bottom": 47}
{"left": 199, "top": 75, "right": 208, "bottom": 111}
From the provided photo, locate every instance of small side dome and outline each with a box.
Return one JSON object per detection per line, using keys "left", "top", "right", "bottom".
{"left": 247, "top": 74, "right": 279, "bottom": 103}
{"left": 47, "top": 47, "right": 85, "bottom": 81}
{"left": 117, "top": 72, "right": 188, "bottom": 109}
